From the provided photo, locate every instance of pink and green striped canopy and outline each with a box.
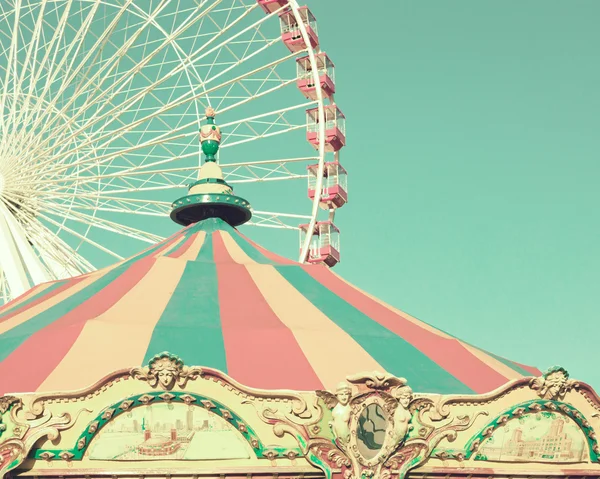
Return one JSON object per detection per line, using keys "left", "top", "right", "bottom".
{"left": 0, "top": 218, "right": 540, "bottom": 395}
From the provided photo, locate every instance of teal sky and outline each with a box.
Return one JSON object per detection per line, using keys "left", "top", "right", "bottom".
{"left": 22, "top": 2, "right": 597, "bottom": 390}
{"left": 288, "top": 0, "right": 599, "bottom": 388}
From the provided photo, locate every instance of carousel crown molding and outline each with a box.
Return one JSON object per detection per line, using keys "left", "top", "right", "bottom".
{"left": 1, "top": 362, "right": 599, "bottom": 479}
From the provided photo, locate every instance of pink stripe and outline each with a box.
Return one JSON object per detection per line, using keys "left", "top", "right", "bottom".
{"left": 167, "top": 233, "right": 197, "bottom": 258}
{"left": 128, "top": 227, "right": 188, "bottom": 261}
{"left": 0, "top": 257, "right": 158, "bottom": 394}
{"left": 213, "top": 232, "right": 322, "bottom": 390}
{"left": 0, "top": 283, "right": 46, "bottom": 315}
{"left": 305, "top": 266, "right": 513, "bottom": 393}
{"left": 0, "top": 277, "right": 87, "bottom": 326}
{"left": 0, "top": 239, "right": 178, "bottom": 394}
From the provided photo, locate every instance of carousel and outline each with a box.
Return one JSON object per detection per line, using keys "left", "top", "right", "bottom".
{"left": 0, "top": 2, "right": 599, "bottom": 476}
{"left": 1, "top": 106, "right": 599, "bottom": 479}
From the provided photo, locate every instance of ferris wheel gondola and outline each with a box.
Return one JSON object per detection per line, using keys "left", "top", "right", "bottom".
{"left": 0, "top": 0, "right": 347, "bottom": 305}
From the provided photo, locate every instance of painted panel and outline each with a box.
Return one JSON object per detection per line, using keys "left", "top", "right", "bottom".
{"left": 476, "top": 412, "right": 587, "bottom": 463}
{"left": 88, "top": 403, "right": 251, "bottom": 461}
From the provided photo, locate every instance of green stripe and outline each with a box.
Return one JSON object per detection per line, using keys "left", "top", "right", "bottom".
{"left": 0, "top": 240, "right": 168, "bottom": 363}
{"left": 436, "top": 324, "right": 535, "bottom": 377}
{"left": 195, "top": 218, "right": 224, "bottom": 261}
{"left": 0, "top": 280, "right": 68, "bottom": 321}
{"left": 144, "top": 229, "right": 227, "bottom": 372}
{"left": 276, "top": 266, "right": 473, "bottom": 394}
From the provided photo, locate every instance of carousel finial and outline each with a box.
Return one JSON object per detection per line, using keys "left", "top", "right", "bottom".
{"left": 200, "top": 106, "right": 221, "bottom": 162}
{"left": 205, "top": 106, "right": 216, "bottom": 119}
{"left": 170, "top": 104, "right": 251, "bottom": 227}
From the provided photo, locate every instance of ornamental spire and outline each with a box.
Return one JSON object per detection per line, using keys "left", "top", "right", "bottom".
{"left": 200, "top": 107, "right": 221, "bottom": 162}
{"left": 170, "top": 108, "right": 252, "bottom": 227}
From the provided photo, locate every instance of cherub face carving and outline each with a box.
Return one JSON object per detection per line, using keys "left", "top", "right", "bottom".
{"left": 395, "top": 385, "right": 413, "bottom": 408}
{"left": 336, "top": 383, "right": 352, "bottom": 406}
{"left": 545, "top": 370, "right": 567, "bottom": 397}
{"left": 157, "top": 369, "right": 176, "bottom": 389}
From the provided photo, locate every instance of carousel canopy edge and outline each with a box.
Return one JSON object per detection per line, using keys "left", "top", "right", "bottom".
{"left": 0, "top": 358, "right": 599, "bottom": 479}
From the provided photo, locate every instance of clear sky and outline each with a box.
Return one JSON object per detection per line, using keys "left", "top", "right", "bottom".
{"left": 251, "top": 1, "right": 600, "bottom": 388}
{"left": 28, "top": 1, "right": 597, "bottom": 390}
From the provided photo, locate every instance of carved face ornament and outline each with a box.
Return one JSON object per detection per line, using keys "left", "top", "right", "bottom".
{"left": 336, "top": 383, "right": 352, "bottom": 406}
{"left": 546, "top": 371, "right": 567, "bottom": 397}
{"left": 395, "top": 385, "right": 413, "bottom": 409}
{"left": 151, "top": 357, "right": 180, "bottom": 390}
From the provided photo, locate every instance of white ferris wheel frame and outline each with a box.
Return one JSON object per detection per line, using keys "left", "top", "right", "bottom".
{"left": 0, "top": 0, "right": 336, "bottom": 304}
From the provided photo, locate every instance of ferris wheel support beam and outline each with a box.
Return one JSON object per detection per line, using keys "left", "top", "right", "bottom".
{"left": 0, "top": 202, "right": 52, "bottom": 298}
{"left": 21, "top": 214, "right": 95, "bottom": 276}
{"left": 3, "top": 191, "right": 124, "bottom": 262}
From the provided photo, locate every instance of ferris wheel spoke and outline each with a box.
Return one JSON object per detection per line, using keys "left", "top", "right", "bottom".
{"left": 35, "top": 50, "right": 298, "bottom": 181}
{"left": 0, "top": 0, "right": 22, "bottom": 140}
{"left": 21, "top": 0, "right": 102, "bottom": 134}
{"left": 219, "top": 104, "right": 311, "bottom": 149}
{"left": 7, "top": 201, "right": 96, "bottom": 276}
{"left": 0, "top": 0, "right": 334, "bottom": 303}
{"left": 36, "top": 211, "right": 123, "bottom": 260}
{"left": 5, "top": 194, "right": 123, "bottom": 261}
{"left": 30, "top": 0, "right": 260, "bottom": 162}
{"left": 20, "top": 0, "right": 166, "bottom": 147}
{"left": 15, "top": 0, "right": 198, "bottom": 165}
{"left": 27, "top": 152, "right": 318, "bottom": 197}
{"left": 42, "top": 71, "right": 298, "bottom": 183}
{"left": 22, "top": 214, "right": 95, "bottom": 277}
{"left": 246, "top": 210, "right": 310, "bottom": 230}
{"left": 13, "top": 0, "right": 74, "bottom": 133}
{"left": 39, "top": 200, "right": 164, "bottom": 245}
{"left": 5, "top": 0, "right": 44, "bottom": 148}
{"left": 62, "top": 196, "right": 171, "bottom": 218}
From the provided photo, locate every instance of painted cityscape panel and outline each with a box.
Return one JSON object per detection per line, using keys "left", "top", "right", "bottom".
{"left": 477, "top": 413, "right": 587, "bottom": 463}
{"left": 89, "top": 403, "right": 251, "bottom": 460}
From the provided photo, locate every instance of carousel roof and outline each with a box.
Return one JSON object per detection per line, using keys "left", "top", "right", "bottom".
{"left": 0, "top": 217, "right": 540, "bottom": 396}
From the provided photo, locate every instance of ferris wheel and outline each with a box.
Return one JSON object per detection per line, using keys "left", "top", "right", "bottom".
{"left": 0, "top": 0, "right": 347, "bottom": 305}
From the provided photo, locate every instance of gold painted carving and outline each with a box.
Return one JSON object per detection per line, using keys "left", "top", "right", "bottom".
{"left": 0, "top": 400, "right": 87, "bottom": 479}
{"left": 316, "top": 382, "right": 352, "bottom": 446}
{"left": 271, "top": 372, "right": 488, "bottom": 479}
{"left": 0, "top": 397, "right": 20, "bottom": 416}
{"left": 130, "top": 351, "right": 203, "bottom": 390}
{"left": 530, "top": 366, "right": 578, "bottom": 401}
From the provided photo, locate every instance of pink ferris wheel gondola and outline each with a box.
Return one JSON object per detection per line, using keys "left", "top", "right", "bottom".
{"left": 299, "top": 221, "right": 340, "bottom": 267}
{"left": 296, "top": 53, "right": 335, "bottom": 100}
{"left": 279, "top": 7, "right": 318, "bottom": 53}
{"left": 306, "top": 104, "right": 346, "bottom": 152}
{"left": 256, "top": 0, "right": 288, "bottom": 14}
{"left": 307, "top": 161, "right": 347, "bottom": 209}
